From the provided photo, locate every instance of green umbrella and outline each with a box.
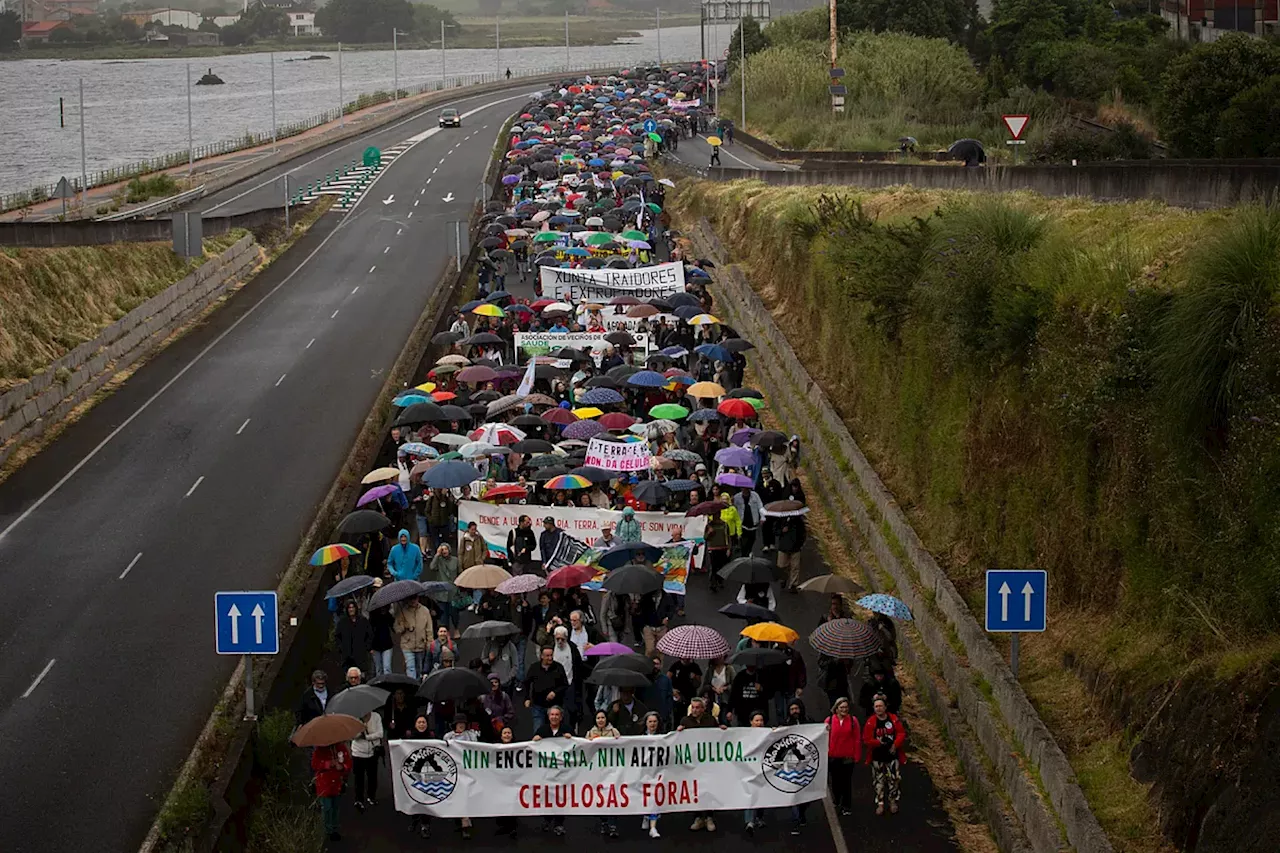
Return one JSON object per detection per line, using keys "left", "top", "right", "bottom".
{"left": 741, "top": 397, "right": 765, "bottom": 411}
{"left": 437, "top": 451, "right": 463, "bottom": 461}
{"left": 620, "top": 229, "right": 647, "bottom": 241}
{"left": 432, "top": 363, "right": 461, "bottom": 375}
{"left": 585, "top": 232, "right": 613, "bottom": 246}
{"left": 534, "top": 231, "right": 561, "bottom": 243}
{"left": 647, "top": 132, "right": 662, "bottom": 142}
{"left": 645, "top": 202, "right": 662, "bottom": 214}
{"left": 649, "top": 403, "right": 689, "bottom": 420}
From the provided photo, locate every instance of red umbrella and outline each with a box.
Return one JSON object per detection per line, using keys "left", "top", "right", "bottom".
{"left": 546, "top": 564, "right": 598, "bottom": 589}
{"left": 598, "top": 413, "right": 637, "bottom": 430}
{"left": 717, "top": 399, "right": 756, "bottom": 420}
{"left": 543, "top": 407, "right": 578, "bottom": 426}
{"left": 687, "top": 500, "right": 728, "bottom": 517}
{"left": 482, "top": 483, "right": 528, "bottom": 501}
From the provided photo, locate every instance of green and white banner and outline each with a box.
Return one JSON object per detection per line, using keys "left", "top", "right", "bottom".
{"left": 390, "top": 724, "right": 828, "bottom": 817}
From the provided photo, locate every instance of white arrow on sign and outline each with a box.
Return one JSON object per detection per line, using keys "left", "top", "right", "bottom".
{"left": 382, "top": 194, "right": 395, "bottom": 205}
{"left": 998, "top": 582, "right": 1011, "bottom": 623}
{"left": 227, "top": 603, "right": 241, "bottom": 644}
{"left": 442, "top": 192, "right": 455, "bottom": 203}
{"left": 1022, "top": 582, "right": 1035, "bottom": 622}
{"left": 252, "top": 603, "right": 266, "bottom": 645}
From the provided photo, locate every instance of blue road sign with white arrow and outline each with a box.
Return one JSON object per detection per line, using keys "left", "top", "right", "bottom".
{"left": 985, "top": 570, "right": 1047, "bottom": 633}
{"left": 643, "top": 118, "right": 658, "bottom": 134}
{"left": 215, "top": 591, "right": 279, "bottom": 655}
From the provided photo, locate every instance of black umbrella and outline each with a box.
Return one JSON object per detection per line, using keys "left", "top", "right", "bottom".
{"left": 594, "top": 652, "right": 654, "bottom": 674}
{"left": 748, "top": 430, "right": 787, "bottom": 450}
{"left": 417, "top": 667, "right": 489, "bottom": 702}
{"left": 326, "top": 575, "right": 377, "bottom": 599}
{"left": 668, "top": 292, "right": 701, "bottom": 307}
{"left": 602, "top": 564, "right": 663, "bottom": 595}
{"left": 730, "top": 647, "right": 788, "bottom": 668}
{"left": 437, "top": 404, "right": 472, "bottom": 422}
{"left": 511, "top": 414, "right": 548, "bottom": 428}
{"left": 464, "top": 332, "right": 504, "bottom": 346}
{"left": 718, "top": 556, "right": 776, "bottom": 584}
{"left": 511, "top": 438, "right": 555, "bottom": 454}
{"left": 722, "top": 338, "right": 754, "bottom": 353}
{"left": 395, "top": 401, "right": 446, "bottom": 426}
{"left": 531, "top": 466, "right": 571, "bottom": 481}
{"left": 718, "top": 602, "right": 779, "bottom": 623}
{"left": 432, "top": 330, "right": 463, "bottom": 346}
{"left": 461, "top": 620, "right": 521, "bottom": 639}
{"left": 633, "top": 480, "right": 671, "bottom": 505}
{"left": 587, "top": 667, "right": 651, "bottom": 688}
{"left": 369, "top": 673, "right": 421, "bottom": 690}
{"left": 586, "top": 375, "right": 622, "bottom": 389}
{"left": 327, "top": 684, "right": 390, "bottom": 718}
{"left": 336, "top": 510, "right": 392, "bottom": 538}
{"left": 525, "top": 453, "right": 565, "bottom": 469}
{"left": 569, "top": 465, "right": 613, "bottom": 484}
{"left": 369, "top": 579, "right": 428, "bottom": 609}
{"left": 606, "top": 331, "right": 636, "bottom": 347}
{"left": 727, "top": 387, "right": 765, "bottom": 399}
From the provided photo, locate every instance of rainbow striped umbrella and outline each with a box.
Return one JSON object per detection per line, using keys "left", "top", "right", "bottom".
{"left": 543, "top": 474, "right": 593, "bottom": 490}
{"left": 310, "top": 543, "right": 361, "bottom": 566}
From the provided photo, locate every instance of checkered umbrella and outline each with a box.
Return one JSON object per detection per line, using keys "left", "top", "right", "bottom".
{"left": 494, "top": 573, "right": 546, "bottom": 595}
{"left": 808, "top": 618, "right": 883, "bottom": 660}
{"left": 657, "top": 624, "right": 730, "bottom": 659}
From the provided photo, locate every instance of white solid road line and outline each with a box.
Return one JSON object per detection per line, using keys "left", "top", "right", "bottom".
{"left": 414, "top": 200, "right": 420, "bottom": 207}
{"left": 275, "top": 373, "right": 287, "bottom": 387}
{"left": 331, "top": 309, "right": 340, "bottom": 319}
{"left": 369, "top": 265, "right": 377, "bottom": 273}
{"left": 185, "top": 475, "right": 205, "bottom": 497}
{"left": 408, "top": 212, "right": 413, "bottom": 218}
{"left": 352, "top": 286, "right": 360, "bottom": 294}
{"left": 0, "top": 92, "right": 525, "bottom": 547}
{"left": 397, "top": 228, "right": 402, "bottom": 236}
{"left": 383, "top": 246, "right": 390, "bottom": 254}
{"left": 236, "top": 418, "right": 251, "bottom": 434}
{"left": 822, "top": 797, "right": 852, "bottom": 853}
{"left": 22, "top": 659, "right": 55, "bottom": 698}
{"left": 306, "top": 338, "right": 315, "bottom": 349}
{"left": 119, "top": 552, "right": 143, "bottom": 580}
{"left": 420, "top": 188, "right": 425, "bottom": 195}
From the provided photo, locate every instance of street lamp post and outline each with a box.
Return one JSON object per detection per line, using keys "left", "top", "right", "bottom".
{"left": 564, "top": 10, "right": 570, "bottom": 70}
{"left": 79, "top": 78, "right": 88, "bottom": 204}
{"left": 739, "top": 8, "right": 746, "bottom": 130}
{"left": 393, "top": 29, "right": 410, "bottom": 102}
{"left": 338, "top": 41, "right": 345, "bottom": 126}
{"left": 269, "top": 51, "right": 277, "bottom": 149}
{"left": 657, "top": 7, "right": 662, "bottom": 66}
{"left": 496, "top": 19, "right": 501, "bottom": 74}
{"left": 186, "top": 63, "right": 194, "bottom": 176}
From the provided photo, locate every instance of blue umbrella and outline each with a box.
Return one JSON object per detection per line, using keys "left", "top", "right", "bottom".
{"left": 579, "top": 387, "right": 624, "bottom": 405}
{"left": 856, "top": 593, "right": 913, "bottom": 621}
{"left": 663, "top": 478, "right": 700, "bottom": 492}
{"left": 599, "top": 541, "right": 664, "bottom": 569}
{"left": 686, "top": 267, "right": 712, "bottom": 280}
{"left": 695, "top": 343, "right": 734, "bottom": 363}
{"left": 486, "top": 290, "right": 512, "bottom": 303}
{"left": 627, "top": 370, "right": 669, "bottom": 387}
{"left": 398, "top": 442, "right": 437, "bottom": 457}
{"left": 462, "top": 299, "right": 485, "bottom": 311}
{"left": 565, "top": 247, "right": 590, "bottom": 257}
{"left": 393, "top": 393, "right": 432, "bottom": 407}
{"left": 660, "top": 346, "right": 689, "bottom": 357}
{"left": 549, "top": 215, "right": 571, "bottom": 225}
{"left": 423, "top": 460, "right": 482, "bottom": 489}
{"left": 675, "top": 305, "right": 702, "bottom": 320}
{"left": 588, "top": 158, "right": 605, "bottom": 167}
{"left": 688, "top": 409, "right": 723, "bottom": 422}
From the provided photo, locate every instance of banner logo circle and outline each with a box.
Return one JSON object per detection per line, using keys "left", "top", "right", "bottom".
{"left": 761, "top": 733, "right": 821, "bottom": 793}
{"left": 401, "top": 745, "right": 459, "bottom": 805}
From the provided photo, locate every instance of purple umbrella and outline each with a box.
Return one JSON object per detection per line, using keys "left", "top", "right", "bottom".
{"left": 714, "top": 446, "right": 754, "bottom": 468}
{"left": 502, "top": 174, "right": 520, "bottom": 185}
{"left": 729, "top": 427, "right": 760, "bottom": 446}
{"left": 357, "top": 484, "right": 400, "bottom": 507}
{"left": 584, "top": 641, "right": 634, "bottom": 657}
{"left": 715, "top": 472, "right": 754, "bottom": 488}
{"left": 563, "top": 419, "right": 605, "bottom": 440}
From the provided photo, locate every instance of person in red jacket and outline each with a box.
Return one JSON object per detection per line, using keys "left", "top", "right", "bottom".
{"left": 862, "top": 695, "right": 907, "bottom": 815}
{"left": 824, "top": 697, "right": 861, "bottom": 816}
{"left": 311, "top": 741, "right": 353, "bottom": 841}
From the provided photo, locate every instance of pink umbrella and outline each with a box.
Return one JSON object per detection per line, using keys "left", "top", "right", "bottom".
{"left": 495, "top": 574, "right": 546, "bottom": 595}
{"left": 656, "top": 625, "right": 730, "bottom": 659}
{"left": 357, "top": 484, "right": 400, "bottom": 507}
{"left": 584, "top": 642, "right": 633, "bottom": 657}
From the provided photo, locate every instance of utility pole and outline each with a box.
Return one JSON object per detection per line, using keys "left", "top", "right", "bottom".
{"left": 186, "top": 64, "right": 194, "bottom": 176}
{"left": 441, "top": 20, "right": 447, "bottom": 83}
{"left": 496, "top": 19, "right": 501, "bottom": 73}
{"left": 656, "top": 8, "right": 662, "bottom": 66}
{"left": 393, "top": 28, "right": 399, "bottom": 102}
{"left": 739, "top": 9, "right": 746, "bottom": 130}
{"left": 338, "top": 42, "right": 345, "bottom": 126}
{"left": 828, "top": 0, "right": 837, "bottom": 67}
{"left": 78, "top": 77, "right": 88, "bottom": 204}
{"left": 270, "top": 52, "right": 277, "bottom": 149}
{"left": 564, "top": 10, "right": 570, "bottom": 70}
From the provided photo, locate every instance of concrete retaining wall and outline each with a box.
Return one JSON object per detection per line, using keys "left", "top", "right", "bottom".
{"left": 0, "top": 235, "right": 258, "bottom": 466}
{"left": 689, "top": 216, "right": 1114, "bottom": 853}
{"left": 708, "top": 162, "right": 1280, "bottom": 209}
{"left": 0, "top": 206, "right": 290, "bottom": 248}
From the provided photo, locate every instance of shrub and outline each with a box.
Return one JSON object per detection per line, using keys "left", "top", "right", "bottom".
{"left": 1214, "top": 75, "right": 1280, "bottom": 158}
{"left": 125, "top": 174, "right": 179, "bottom": 205}
{"left": 1157, "top": 34, "right": 1280, "bottom": 156}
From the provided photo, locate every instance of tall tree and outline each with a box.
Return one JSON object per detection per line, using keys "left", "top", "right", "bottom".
{"left": 1158, "top": 34, "right": 1280, "bottom": 156}
{"left": 726, "top": 15, "right": 766, "bottom": 70}
{"left": 315, "top": 0, "right": 416, "bottom": 43}
{"left": 0, "top": 10, "right": 21, "bottom": 51}
{"left": 836, "top": 0, "right": 978, "bottom": 44}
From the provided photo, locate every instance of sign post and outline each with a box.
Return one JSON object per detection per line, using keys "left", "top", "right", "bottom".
{"left": 54, "top": 177, "right": 73, "bottom": 218}
{"left": 1002, "top": 114, "right": 1029, "bottom": 165}
{"left": 984, "top": 569, "right": 1046, "bottom": 676}
{"left": 215, "top": 591, "right": 280, "bottom": 720}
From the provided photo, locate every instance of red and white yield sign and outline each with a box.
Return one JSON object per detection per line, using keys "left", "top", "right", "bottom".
{"left": 1002, "top": 114, "right": 1030, "bottom": 140}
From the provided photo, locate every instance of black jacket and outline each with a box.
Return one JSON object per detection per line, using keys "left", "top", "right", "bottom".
{"left": 295, "top": 687, "right": 327, "bottom": 727}
{"left": 859, "top": 673, "right": 903, "bottom": 719}
{"left": 335, "top": 614, "right": 373, "bottom": 666}
{"left": 777, "top": 516, "right": 807, "bottom": 554}
{"left": 534, "top": 722, "right": 572, "bottom": 739}
{"left": 524, "top": 661, "right": 569, "bottom": 708}
{"left": 609, "top": 697, "right": 651, "bottom": 735}
{"left": 507, "top": 527, "right": 536, "bottom": 563}
{"left": 729, "top": 668, "right": 766, "bottom": 722}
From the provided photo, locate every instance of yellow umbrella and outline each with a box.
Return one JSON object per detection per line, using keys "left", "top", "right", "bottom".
{"left": 612, "top": 170, "right": 625, "bottom": 180}
{"left": 687, "top": 381, "right": 726, "bottom": 399}
{"left": 414, "top": 382, "right": 438, "bottom": 393}
{"left": 689, "top": 314, "right": 722, "bottom": 325}
{"left": 740, "top": 622, "right": 800, "bottom": 644}
{"left": 707, "top": 135, "right": 723, "bottom": 146}
{"left": 361, "top": 467, "right": 400, "bottom": 485}
{"left": 472, "top": 303, "right": 505, "bottom": 317}
{"left": 572, "top": 406, "right": 604, "bottom": 418}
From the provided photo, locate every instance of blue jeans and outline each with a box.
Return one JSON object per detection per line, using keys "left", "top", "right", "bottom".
{"left": 372, "top": 649, "right": 393, "bottom": 677}
{"left": 514, "top": 638, "right": 527, "bottom": 676}
{"left": 439, "top": 601, "right": 458, "bottom": 631}
{"left": 744, "top": 808, "right": 759, "bottom": 827}
{"left": 320, "top": 796, "right": 340, "bottom": 835}
{"left": 531, "top": 704, "right": 549, "bottom": 733}
{"left": 429, "top": 524, "right": 452, "bottom": 550}
{"left": 404, "top": 650, "right": 428, "bottom": 680}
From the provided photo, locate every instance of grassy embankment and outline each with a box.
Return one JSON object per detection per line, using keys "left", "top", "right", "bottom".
{"left": 673, "top": 179, "right": 1280, "bottom": 852}
{"left": 5, "top": 15, "right": 696, "bottom": 62}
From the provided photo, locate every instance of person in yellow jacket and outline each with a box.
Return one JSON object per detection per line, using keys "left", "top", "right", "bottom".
{"left": 716, "top": 487, "right": 742, "bottom": 540}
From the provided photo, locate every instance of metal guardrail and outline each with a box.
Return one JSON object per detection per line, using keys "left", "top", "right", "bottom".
{"left": 96, "top": 185, "right": 206, "bottom": 221}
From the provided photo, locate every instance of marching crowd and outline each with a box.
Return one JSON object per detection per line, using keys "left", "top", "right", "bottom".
{"left": 290, "top": 66, "right": 915, "bottom": 846}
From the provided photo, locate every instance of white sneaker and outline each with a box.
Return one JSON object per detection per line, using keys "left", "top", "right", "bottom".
{"left": 690, "top": 817, "right": 706, "bottom": 831}
{"left": 705, "top": 817, "right": 717, "bottom": 832}
{"left": 649, "top": 824, "right": 661, "bottom": 839}
{"left": 641, "top": 818, "right": 650, "bottom": 830}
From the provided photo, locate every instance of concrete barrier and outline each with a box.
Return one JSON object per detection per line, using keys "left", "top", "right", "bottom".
{"left": 0, "top": 235, "right": 259, "bottom": 466}
{"left": 689, "top": 216, "right": 1114, "bottom": 853}
{"left": 706, "top": 162, "right": 1280, "bottom": 209}
{"left": 0, "top": 206, "right": 291, "bottom": 247}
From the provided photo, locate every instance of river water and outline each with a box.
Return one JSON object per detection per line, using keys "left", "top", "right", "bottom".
{"left": 0, "top": 23, "right": 739, "bottom": 197}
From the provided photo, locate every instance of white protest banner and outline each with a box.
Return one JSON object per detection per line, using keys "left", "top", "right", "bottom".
{"left": 457, "top": 501, "right": 705, "bottom": 560}
{"left": 514, "top": 331, "right": 650, "bottom": 360}
{"left": 585, "top": 437, "right": 651, "bottom": 472}
{"left": 391, "top": 724, "right": 827, "bottom": 817}
{"left": 540, "top": 262, "right": 686, "bottom": 303}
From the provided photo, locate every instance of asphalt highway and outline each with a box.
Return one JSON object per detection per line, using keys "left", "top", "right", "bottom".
{"left": 0, "top": 83, "right": 545, "bottom": 853}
